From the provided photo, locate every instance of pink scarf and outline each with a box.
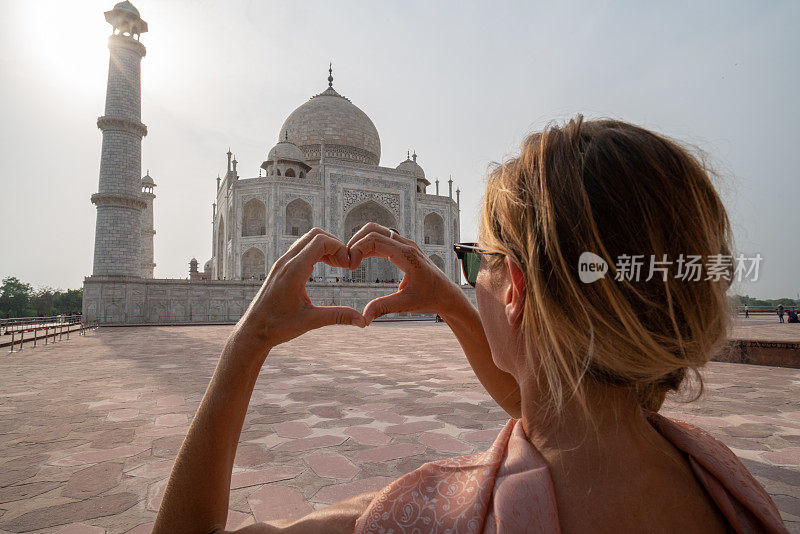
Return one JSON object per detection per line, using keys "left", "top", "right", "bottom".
{"left": 354, "top": 414, "right": 787, "bottom": 533}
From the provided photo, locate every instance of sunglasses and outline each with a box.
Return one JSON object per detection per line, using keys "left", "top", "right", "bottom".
{"left": 453, "top": 243, "right": 502, "bottom": 287}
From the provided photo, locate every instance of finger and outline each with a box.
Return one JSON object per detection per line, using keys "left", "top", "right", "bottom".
{"left": 363, "top": 291, "right": 415, "bottom": 325}
{"left": 287, "top": 233, "right": 351, "bottom": 282}
{"left": 278, "top": 228, "right": 343, "bottom": 268}
{"left": 345, "top": 222, "right": 391, "bottom": 250}
{"left": 346, "top": 222, "right": 419, "bottom": 251}
{"left": 308, "top": 305, "right": 367, "bottom": 329}
{"left": 348, "top": 232, "right": 417, "bottom": 272}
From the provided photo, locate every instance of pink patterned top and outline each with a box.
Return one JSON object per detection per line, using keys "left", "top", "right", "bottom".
{"left": 354, "top": 414, "right": 787, "bottom": 533}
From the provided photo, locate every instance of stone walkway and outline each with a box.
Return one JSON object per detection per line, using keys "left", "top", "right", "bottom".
{"left": 0, "top": 324, "right": 798, "bottom": 533}
{"left": 731, "top": 317, "right": 800, "bottom": 343}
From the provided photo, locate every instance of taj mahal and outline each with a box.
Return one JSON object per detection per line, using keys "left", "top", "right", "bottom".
{"left": 210, "top": 66, "right": 461, "bottom": 286}
{"left": 82, "top": 1, "right": 471, "bottom": 324}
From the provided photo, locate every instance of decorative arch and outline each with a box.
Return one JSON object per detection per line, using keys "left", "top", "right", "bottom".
{"left": 344, "top": 200, "right": 398, "bottom": 283}
{"left": 285, "top": 168, "right": 296, "bottom": 178}
{"left": 104, "top": 304, "right": 122, "bottom": 324}
{"left": 171, "top": 303, "right": 186, "bottom": 322}
{"left": 285, "top": 198, "right": 313, "bottom": 236}
{"left": 216, "top": 216, "right": 225, "bottom": 279}
{"left": 149, "top": 303, "right": 166, "bottom": 323}
{"left": 242, "top": 198, "right": 266, "bottom": 237}
{"left": 430, "top": 254, "right": 445, "bottom": 272}
{"left": 424, "top": 212, "right": 445, "bottom": 246}
{"left": 241, "top": 247, "right": 265, "bottom": 280}
{"left": 129, "top": 303, "right": 142, "bottom": 324}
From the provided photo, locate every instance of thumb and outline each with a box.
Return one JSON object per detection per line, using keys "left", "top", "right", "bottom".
{"left": 309, "top": 306, "right": 366, "bottom": 329}
{"left": 363, "top": 292, "right": 412, "bottom": 325}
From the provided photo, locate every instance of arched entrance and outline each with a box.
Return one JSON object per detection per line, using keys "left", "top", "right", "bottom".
{"left": 241, "top": 247, "right": 265, "bottom": 280}
{"left": 242, "top": 199, "right": 266, "bottom": 237}
{"left": 424, "top": 212, "right": 444, "bottom": 245}
{"left": 344, "top": 200, "right": 398, "bottom": 283}
{"left": 285, "top": 198, "right": 313, "bottom": 237}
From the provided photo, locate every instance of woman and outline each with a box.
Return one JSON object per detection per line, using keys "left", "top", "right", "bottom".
{"left": 154, "top": 117, "right": 786, "bottom": 533}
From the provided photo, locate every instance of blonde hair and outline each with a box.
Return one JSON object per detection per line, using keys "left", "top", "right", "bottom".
{"left": 480, "top": 116, "right": 732, "bottom": 416}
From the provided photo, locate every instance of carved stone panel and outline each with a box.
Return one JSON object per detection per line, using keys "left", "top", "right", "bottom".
{"left": 342, "top": 189, "right": 400, "bottom": 218}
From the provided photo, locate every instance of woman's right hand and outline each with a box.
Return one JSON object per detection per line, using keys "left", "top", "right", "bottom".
{"left": 347, "top": 223, "right": 470, "bottom": 324}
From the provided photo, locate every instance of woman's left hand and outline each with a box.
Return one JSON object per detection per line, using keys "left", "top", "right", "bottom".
{"left": 232, "top": 228, "right": 366, "bottom": 357}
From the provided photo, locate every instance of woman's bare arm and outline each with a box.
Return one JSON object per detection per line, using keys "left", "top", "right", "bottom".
{"left": 153, "top": 229, "right": 367, "bottom": 533}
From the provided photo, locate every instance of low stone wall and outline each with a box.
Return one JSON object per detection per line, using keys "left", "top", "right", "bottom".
{"left": 82, "top": 276, "right": 477, "bottom": 325}
{"left": 716, "top": 339, "right": 800, "bottom": 369}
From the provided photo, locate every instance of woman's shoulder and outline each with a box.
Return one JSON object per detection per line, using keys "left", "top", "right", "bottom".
{"left": 649, "top": 412, "right": 787, "bottom": 533}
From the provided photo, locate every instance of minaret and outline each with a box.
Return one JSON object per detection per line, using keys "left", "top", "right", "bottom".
{"left": 90, "top": 1, "right": 148, "bottom": 277}
{"left": 448, "top": 175, "right": 453, "bottom": 199}
{"left": 140, "top": 170, "right": 156, "bottom": 277}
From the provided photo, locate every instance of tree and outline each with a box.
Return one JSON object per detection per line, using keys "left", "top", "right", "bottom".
{"left": 53, "top": 289, "right": 83, "bottom": 315}
{"left": 0, "top": 277, "right": 34, "bottom": 318}
{"left": 30, "top": 287, "right": 56, "bottom": 316}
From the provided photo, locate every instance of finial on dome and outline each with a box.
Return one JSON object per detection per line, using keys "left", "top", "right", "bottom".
{"left": 328, "top": 63, "right": 333, "bottom": 88}
{"left": 407, "top": 150, "right": 410, "bottom": 160}
{"left": 284, "top": 130, "right": 289, "bottom": 141}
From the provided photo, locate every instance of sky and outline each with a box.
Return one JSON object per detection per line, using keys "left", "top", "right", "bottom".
{"left": 0, "top": 0, "right": 797, "bottom": 299}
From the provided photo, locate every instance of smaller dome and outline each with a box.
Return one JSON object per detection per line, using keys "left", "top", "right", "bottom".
{"left": 141, "top": 171, "right": 154, "bottom": 185}
{"left": 396, "top": 154, "right": 425, "bottom": 180}
{"left": 190, "top": 257, "right": 198, "bottom": 264}
{"left": 113, "top": 1, "right": 140, "bottom": 18}
{"left": 203, "top": 259, "right": 213, "bottom": 272}
{"left": 268, "top": 139, "right": 306, "bottom": 164}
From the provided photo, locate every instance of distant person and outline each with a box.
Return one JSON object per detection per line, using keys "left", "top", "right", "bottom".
{"left": 778, "top": 304, "right": 785, "bottom": 323}
{"left": 744, "top": 304, "right": 749, "bottom": 318}
{"left": 788, "top": 310, "right": 800, "bottom": 324}
{"left": 154, "top": 118, "right": 785, "bottom": 533}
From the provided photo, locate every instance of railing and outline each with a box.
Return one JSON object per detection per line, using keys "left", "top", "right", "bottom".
{"left": 737, "top": 306, "right": 798, "bottom": 315}
{"left": 1, "top": 314, "right": 82, "bottom": 335}
{"left": 4, "top": 316, "right": 98, "bottom": 353}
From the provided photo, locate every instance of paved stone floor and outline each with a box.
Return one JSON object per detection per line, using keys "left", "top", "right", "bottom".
{"left": 731, "top": 316, "right": 800, "bottom": 342}
{"left": 0, "top": 323, "right": 798, "bottom": 533}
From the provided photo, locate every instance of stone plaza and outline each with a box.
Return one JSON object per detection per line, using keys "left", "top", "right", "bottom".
{"left": 0, "top": 322, "right": 798, "bottom": 532}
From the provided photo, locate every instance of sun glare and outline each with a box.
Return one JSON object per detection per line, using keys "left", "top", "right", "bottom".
{"left": 20, "top": 1, "right": 115, "bottom": 95}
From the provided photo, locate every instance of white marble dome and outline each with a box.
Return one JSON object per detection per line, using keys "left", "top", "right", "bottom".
{"left": 280, "top": 86, "right": 381, "bottom": 166}
{"left": 113, "top": 0, "right": 140, "bottom": 17}
{"left": 268, "top": 139, "right": 306, "bottom": 164}
{"left": 396, "top": 157, "right": 425, "bottom": 179}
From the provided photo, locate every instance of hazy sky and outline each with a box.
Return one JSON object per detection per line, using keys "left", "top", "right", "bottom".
{"left": 1, "top": 1, "right": 797, "bottom": 298}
